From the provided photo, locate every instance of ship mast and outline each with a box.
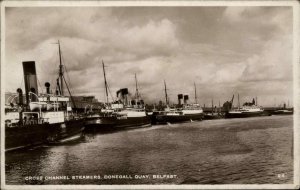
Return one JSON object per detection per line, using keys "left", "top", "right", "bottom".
{"left": 102, "top": 60, "right": 109, "bottom": 104}
{"left": 256, "top": 96, "right": 258, "bottom": 106}
{"left": 212, "top": 99, "right": 214, "bottom": 113}
{"left": 238, "top": 93, "right": 240, "bottom": 110}
{"left": 230, "top": 94, "right": 234, "bottom": 110}
{"left": 194, "top": 82, "right": 197, "bottom": 104}
{"left": 55, "top": 40, "right": 77, "bottom": 109}
{"left": 135, "top": 73, "right": 140, "bottom": 101}
{"left": 58, "top": 40, "right": 64, "bottom": 96}
{"left": 164, "top": 80, "right": 169, "bottom": 106}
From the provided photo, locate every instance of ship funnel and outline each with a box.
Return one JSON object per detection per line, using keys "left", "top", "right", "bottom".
{"left": 45, "top": 82, "right": 51, "bottom": 94}
{"left": 178, "top": 94, "right": 183, "bottom": 105}
{"left": 117, "top": 88, "right": 129, "bottom": 99}
{"left": 122, "top": 88, "right": 129, "bottom": 95}
{"left": 131, "top": 100, "right": 136, "bottom": 105}
{"left": 23, "top": 61, "right": 38, "bottom": 104}
{"left": 16, "top": 88, "right": 23, "bottom": 105}
{"left": 184, "top": 95, "right": 189, "bottom": 104}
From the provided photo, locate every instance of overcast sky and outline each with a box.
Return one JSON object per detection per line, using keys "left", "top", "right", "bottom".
{"left": 5, "top": 6, "right": 293, "bottom": 107}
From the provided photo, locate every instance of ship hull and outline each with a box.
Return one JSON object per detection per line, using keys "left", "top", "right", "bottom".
{"left": 225, "top": 112, "right": 266, "bottom": 118}
{"left": 5, "top": 124, "right": 52, "bottom": 152}
{"left": 272, "top": 110, "right": 293, "bottom": 115}
{"left": 47, "top": 119, "right": 85, "bottom": 144}
{"left": 151, "top": 113, "right": 204, "bottom": 124}
{"left": 85, "top": 116, "right": 151, "bottom": 131}
{"left": 203, "top": 114, "right": 223, "bottom": 120}
{"left": 5, "top": 119, "right": 85, "bottom": 151}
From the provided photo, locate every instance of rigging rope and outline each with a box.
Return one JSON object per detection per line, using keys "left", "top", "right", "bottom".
{"left": 61, "top": 53, "right": 72, "bottom": 87}
{"left": 63, "top": 63, "right": 75, "bottom": 96}
{"left": 37, "top": 77, "right": 44, "bottom": 94}
{"left": 106, "top": 83, "right": 115, "bottom": 102}
{"left": 62, "top": 75, "right": 77, "bottom": 109}
{"left": 60, "top": 45, "right": 76, "bottom": 97}
{"left": 19, "top": 77, "right": 24, "bottom": 90}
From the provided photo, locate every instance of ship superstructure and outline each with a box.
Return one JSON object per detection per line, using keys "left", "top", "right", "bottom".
{"left": 84, "top": 61, "right": 151, "bottom": 130}
{"left": 151, "top": 81, "right": 204, "bottom": 124}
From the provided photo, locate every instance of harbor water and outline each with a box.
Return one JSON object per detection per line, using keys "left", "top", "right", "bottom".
{"left": 5, "top": 115, "right": 293, "bottom": 185}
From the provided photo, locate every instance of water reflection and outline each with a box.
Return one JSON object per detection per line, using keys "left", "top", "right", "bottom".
{"left": 6, "top": 116, "right": 293, "bottom": 185}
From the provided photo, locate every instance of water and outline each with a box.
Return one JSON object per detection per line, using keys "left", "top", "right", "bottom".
{"left": 5, "top": 115, "right": 293, "bottom": 185}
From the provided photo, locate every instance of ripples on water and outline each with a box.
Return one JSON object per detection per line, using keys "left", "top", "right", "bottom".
{"left": 5, "top": 116, "right": 293, "bottom": 185}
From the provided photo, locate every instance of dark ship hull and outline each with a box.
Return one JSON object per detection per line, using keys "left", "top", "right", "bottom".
{"left": 5, "top": 118, "right": 85, "bottom": 151}
{"left": 47, "top": 118, "right": 85, "bottom": 144}
{"left": 203, "top": 113, "right": 223, "bottom": 120}
{"left": 5, "top": 124, "right": 52, "bottom": 152}
{"left": 151, "top": 112, "right": 203, "bottom": 124}
{"left": 272, "top": 110, "right": 293, "bottom": 115}
{"left": 85, "top": 115, "right": 151, "bottom": 131}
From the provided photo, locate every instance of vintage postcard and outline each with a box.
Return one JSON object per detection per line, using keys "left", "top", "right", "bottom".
{"left": 1, "top": 0, "right": 299, "bottom": 189}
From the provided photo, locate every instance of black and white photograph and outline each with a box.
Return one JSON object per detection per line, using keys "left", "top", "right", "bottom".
{"left": 1, "top": 0, "right": 299, "bottom": 189}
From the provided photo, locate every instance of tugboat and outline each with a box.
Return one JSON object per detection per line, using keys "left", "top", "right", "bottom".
{"left": 151, "top": 81, "right": 204, "bottom": 124}
{"left": 84, "top": 61, "right": 151, "bottom": 131}
{"left": 224, "top": 94, "right": 265, "bottom": 118}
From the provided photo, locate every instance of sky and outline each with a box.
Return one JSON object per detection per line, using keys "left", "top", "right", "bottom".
{"left": 5, "top": 6, "right": 294, "bottom": 107}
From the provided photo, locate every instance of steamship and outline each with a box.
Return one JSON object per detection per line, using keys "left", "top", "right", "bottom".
{"left": 225, "top": 94, "right": 265, "bottom": 118}
{"left": 5, "top": 42, "right": 84, "bottom": 151}
{"left": 270, "top": 102, "right": 293, "bottom": 115}
{"left": 273, "top": 109, "right": 293, "bottom": 115}
{"left": 84, "top": 61, "right": 151, "bottom": 131}
{"left": 151, "top": 81, "right": 204, "bottom": 124}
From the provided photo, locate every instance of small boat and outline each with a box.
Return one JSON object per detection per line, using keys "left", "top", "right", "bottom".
{"left": 29, "top": 102, "right": 47, "bottom": 111}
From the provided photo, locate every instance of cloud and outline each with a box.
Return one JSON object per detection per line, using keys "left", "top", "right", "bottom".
{"left": 5, "top": 6, "right": 294, "bottom": 106}
{"left": 240, "top": 33, "right": 292, "bottom": 82}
